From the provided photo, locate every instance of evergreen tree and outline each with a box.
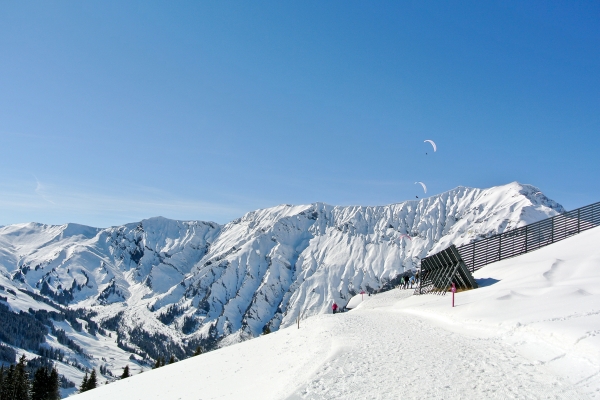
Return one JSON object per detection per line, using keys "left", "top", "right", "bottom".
{"left": 85, "top": 369, "right": 97, "bottom": 391}
{"left": 168, "top": 356, "right": 175, "bottom": 365}
{"left": 0, "top": 365, "right": 4, "bottom": 399}
{"left": 3, "top": 364, "right": 16, "bottom": 400}
{"left": 30, "top": 366, "right": 60, "bottom": 400}
{"left": 120, "top": 365, "right": 130, "bottom": 380}
{"left": 47, "top": 368, "right": 60, "bottom": 400}
{"left": 79, "top": 372, "right": 88, "bottom": 393}
{"left": 152, "top": 356, "right": 167, "bottom": 369}
{"left": 14, "top": 355, "right": 31, "bottom": 400}
{"left": 31, "top": 367, "right": 48, "bottom": 400}
{"left": 193, "top": 347, "right": 202, "bottom": 356}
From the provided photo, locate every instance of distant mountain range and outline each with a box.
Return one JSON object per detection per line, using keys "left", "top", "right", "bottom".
{"left": 0, "top": 181, "right": 564, "bottom": 392}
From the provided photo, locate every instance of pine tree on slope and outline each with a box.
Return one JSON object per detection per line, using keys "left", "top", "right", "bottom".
{"left": 31, "top": 367, "right": 48, "bottom": 400}
{"left": 31, "top": 366, "right": 60, "bottom": 400}
{"left": 120, "top": 365, "right": 130, "bottom": 379}
{"left": 0, "top": 365, "right": 4, "bottom": 397}
{"left": 14, "top": 355, "right": 31, "bottom": 400}
{"left": 86, "top": 369, "right": 97, "bottom": 391}
{"left": 2, "top": 364, "right": 16, "bottom": 399}
{"left": 48, "top": 368, "right": 60, "bottom": 400}
{"left": 79, "top": 372, "right": 88, "bottom": 393}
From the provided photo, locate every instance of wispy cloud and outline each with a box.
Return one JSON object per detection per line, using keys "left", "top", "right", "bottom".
{"left": 0, "top": 178, "right": 248, "bottom": 227}
{"left": 33, "top": 175, "right": 56, "bottom": 205}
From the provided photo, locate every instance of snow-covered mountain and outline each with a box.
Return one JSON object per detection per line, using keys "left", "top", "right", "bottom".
{"left": 72, "top": 222, "right": 600, "bottom": 400}
{"left": 0, "top": 182, "right": 564, "bottom": 390}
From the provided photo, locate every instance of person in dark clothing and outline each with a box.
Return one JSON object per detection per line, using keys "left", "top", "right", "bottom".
{"left": 403, "top": 275, "right": 409, "bottom": 289}
{"left": 332, "top": 302, "right": 338, "bottom": 314}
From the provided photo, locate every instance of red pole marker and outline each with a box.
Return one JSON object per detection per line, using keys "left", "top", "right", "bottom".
{"left": 451, "top": 283, "right": 456, "bottom": 307}
{"left": 360, "top": 290, "right": 365, "bottom": 301}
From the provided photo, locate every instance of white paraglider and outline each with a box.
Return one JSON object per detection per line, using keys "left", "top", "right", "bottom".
{"left": 424, "top": 139, "right": 437, "bottom": 152}
{"left": 415, "top": 181, "right": 427, "bottom": 194}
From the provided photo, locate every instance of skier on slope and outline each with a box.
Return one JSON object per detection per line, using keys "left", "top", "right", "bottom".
{"left": 332, "top": 302, "right": 338, "bottom": 314}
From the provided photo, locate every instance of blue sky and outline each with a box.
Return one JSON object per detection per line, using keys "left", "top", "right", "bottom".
{"left": 1, "top": 1, "right": 598, "bottom": 227}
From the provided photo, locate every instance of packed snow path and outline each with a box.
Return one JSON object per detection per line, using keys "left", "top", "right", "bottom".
{"left": 291, "top": 291, "right": 583, "bottom": 399}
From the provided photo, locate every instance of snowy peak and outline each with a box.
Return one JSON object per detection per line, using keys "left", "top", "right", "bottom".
{"left": 417, "top": 182, "right": 564, "bottom": 251}
{"left": 0, "top": 222, "right": 100, "bottom": 256}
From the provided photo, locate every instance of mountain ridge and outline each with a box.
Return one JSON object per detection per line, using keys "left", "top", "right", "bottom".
{"left": 0, "top": 181, "right": 565, "bottom": 391}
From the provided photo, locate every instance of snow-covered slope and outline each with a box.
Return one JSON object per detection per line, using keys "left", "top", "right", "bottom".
{"left": 71, "top": 223, "right": 600, "bottom": 399}
{"left": 0, "top": 182, "right": 564, "bottom": 386}
{"left": 0, "top": 273, "right": 139, "bottom": 397}
{"left": 0, "top": 218, "right": 221, "bottom": 394}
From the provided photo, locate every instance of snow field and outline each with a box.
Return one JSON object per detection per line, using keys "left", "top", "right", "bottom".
{"left": 73, "top": 226, "right": 600, "bottom": 399}
{"left": 293, "top": 302, "right": 582, "bottom": 399}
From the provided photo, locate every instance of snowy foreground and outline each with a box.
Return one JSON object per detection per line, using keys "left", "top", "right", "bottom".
{"left": 74, "top": 227, "right": 600, "bottom": 399}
